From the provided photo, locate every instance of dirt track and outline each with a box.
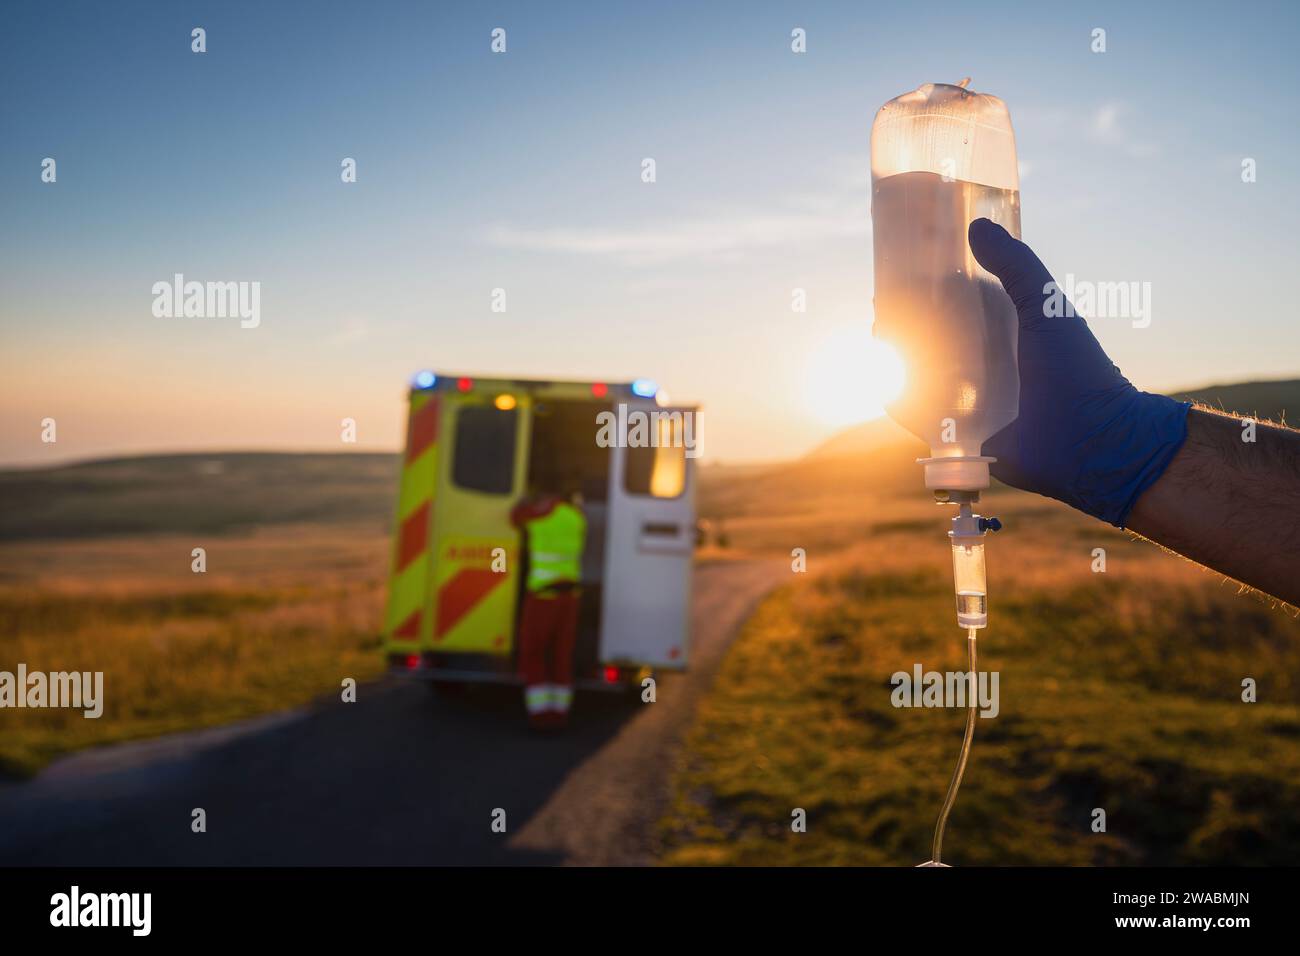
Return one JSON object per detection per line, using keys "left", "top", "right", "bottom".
{"left": 0, "top": 559, "right": 783, "bottom": 865}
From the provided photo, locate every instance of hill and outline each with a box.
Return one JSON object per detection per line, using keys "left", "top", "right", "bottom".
{"left": 1169, "top": 378, "right": 1300, "bottom": 424}
{"left": 796, "top": 377, "right": 1300, "bottom": 466}
{"left": 0, "top": 452, "right": 400, "bottom": 541}
{"left": 697, "top": 377, "right": 1300, "bottom": 518}
{"left": 3, "top": 378, "right": 1293, "bottom": 542}
{"left": 697, "top": 418, "right": 924, "bottom": 521}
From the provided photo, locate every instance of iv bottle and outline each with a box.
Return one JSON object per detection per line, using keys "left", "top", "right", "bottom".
{"left": 870, "top": 81, "right": 1022, "bottom": 493}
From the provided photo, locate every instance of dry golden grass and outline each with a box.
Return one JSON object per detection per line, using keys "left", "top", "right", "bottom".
{"left": 662, "top": 490, "right": 1300, "bottom": 865}
{"left": 6, "top": 447, "right": 1298, "bottom": 870}
{"left": 0, "top": 524, "right": 390, "bottom": 776}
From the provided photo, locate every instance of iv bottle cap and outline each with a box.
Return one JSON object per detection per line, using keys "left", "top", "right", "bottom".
{"left": 918, "top": 456, "right": 994, "bottom": 492}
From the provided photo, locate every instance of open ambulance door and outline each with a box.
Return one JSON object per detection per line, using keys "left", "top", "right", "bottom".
{"left": 599, "top": 406, "right": 696, "bottom": 670}
{"left": 424, "top": 391, "right": 529, "bottom": 659}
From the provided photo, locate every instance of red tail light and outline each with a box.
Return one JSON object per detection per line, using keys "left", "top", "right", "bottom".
{"left": 405, "top": 654, "right": 420, "bottom": 670}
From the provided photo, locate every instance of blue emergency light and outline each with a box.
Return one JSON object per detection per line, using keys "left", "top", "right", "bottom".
{"left": 412, "top": 370, "right": 437, "bottom": 389}
{"left": 631, "top": 378, "right": 658, "bottom": 398}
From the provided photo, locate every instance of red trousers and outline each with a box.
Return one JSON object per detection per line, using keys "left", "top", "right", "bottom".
{"left": 517, "top": 590, "right": 580, "bottom": 714}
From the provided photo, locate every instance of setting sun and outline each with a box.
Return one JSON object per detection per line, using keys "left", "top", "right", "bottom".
{"left": 804, "top": 327, "right": 905, "bottom": 428}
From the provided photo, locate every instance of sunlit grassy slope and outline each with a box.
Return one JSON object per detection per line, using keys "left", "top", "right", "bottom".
{"left": 3, "top": 374, "right": 1297, "bottom": 838}
{"left": 0, "top": 452, "right": 401, "bottom": 775}
{"left": 0, "top": 452, "right": 399, "bottom": 540}
{"left": 0, "top": 526, "right": 389, "bottom": 776}
{"left": 661, "top": 492, "right": 1300, "bottom": 866}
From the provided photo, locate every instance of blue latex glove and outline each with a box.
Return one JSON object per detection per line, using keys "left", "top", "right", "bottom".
{"left": 968, "top": 218, "right": 1191, "bottom": 528}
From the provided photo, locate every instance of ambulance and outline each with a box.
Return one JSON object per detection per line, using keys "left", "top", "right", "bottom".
{"left": 382, "top": 371, "right": 698, "bottom": 691}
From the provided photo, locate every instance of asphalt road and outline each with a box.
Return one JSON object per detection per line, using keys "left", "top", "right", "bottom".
{"left": 0, "top": 559, "right": 783, "bottom": 866}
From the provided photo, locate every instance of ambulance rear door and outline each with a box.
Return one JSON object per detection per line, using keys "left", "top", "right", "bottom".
{"left": 599, "top": 405, "right": 696, "bottom": 669}
{"left": 425, "top": 390, "right": 529, "bottom": 656}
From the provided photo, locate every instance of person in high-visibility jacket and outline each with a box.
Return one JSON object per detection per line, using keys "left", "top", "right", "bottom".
{"left": 510, "top": 492, "right": 587, "bottom": 730}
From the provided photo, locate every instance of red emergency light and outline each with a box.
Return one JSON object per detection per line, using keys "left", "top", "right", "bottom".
{"left": 603, "top": 666, "right": 619, "bottom": 683}
{"left": 405, "top": 655, "right": 420, "bottom": 670}
{"left": 591, "top": 382, "right": 608, "bottom": 398}
{"left": 457, "top": 377, "right": 473, "bottom": 392}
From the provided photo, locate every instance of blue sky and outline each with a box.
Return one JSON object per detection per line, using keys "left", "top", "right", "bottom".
{"left": 2, "top": 0, "right": 1298, "bottom": 464}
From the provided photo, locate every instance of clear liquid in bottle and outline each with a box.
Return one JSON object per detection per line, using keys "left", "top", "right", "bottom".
{"left": 871, "top": 170, "right": 1020, "bottom": 459}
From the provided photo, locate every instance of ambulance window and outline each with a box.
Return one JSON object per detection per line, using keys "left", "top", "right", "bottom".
{"left": 453, "top": 405, "right": 518, "bottom": 495}
{"left": 624, "top": 415, "right": 686, "bottom": 498}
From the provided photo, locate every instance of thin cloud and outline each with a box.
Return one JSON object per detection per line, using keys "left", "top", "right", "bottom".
{"left": 1016, "top": 102, "right": 1159, "bottom": 159}
{"left": 1088, "top": 102, "right": 1158, "bottom": 158}
{"left": 326, "top": 318, "right": 370, "bottom": 346}
{"left": 482, "top": 201, "right": 869, "bottom": 267}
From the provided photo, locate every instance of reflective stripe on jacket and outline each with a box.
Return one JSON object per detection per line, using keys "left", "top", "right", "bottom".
{"left": 523, "top": 502, "right": 587, "bottom": 592}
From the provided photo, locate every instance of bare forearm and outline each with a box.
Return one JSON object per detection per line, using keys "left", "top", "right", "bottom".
{"left": 1127, "top": 408, "right": 1300, "bottom": 606}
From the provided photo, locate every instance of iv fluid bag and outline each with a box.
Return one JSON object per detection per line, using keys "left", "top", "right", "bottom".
{"left": 870, "top": 82, "right": 1021, "bottom": 490}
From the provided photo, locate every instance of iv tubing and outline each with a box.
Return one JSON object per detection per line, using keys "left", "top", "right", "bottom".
{"left": 930, "top": 627, "right": 978, "bottom": 865}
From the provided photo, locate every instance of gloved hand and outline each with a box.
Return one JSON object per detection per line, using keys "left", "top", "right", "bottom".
{"left": 968, "top": 218, "right": 1190, "bottom": 528}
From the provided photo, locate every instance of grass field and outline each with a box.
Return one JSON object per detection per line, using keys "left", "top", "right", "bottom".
{"left": 0, "top": 452, "right": 399, "bottom": 540}
{"left": 3, "top": 418, "right": 1299, "bottom": 866}
{"left": 0, "top": 523, "right": 389, "bottom": 776}
{"left": 661, "top": 490, "right": 1300, "bottom": 866}
{"left": 0, "top": 452, "right": 402, "bottom": 776}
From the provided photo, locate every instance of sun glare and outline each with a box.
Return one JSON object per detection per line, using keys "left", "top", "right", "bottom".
{"left": 805, "top": 327, "right": 905, "bottom": 428}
